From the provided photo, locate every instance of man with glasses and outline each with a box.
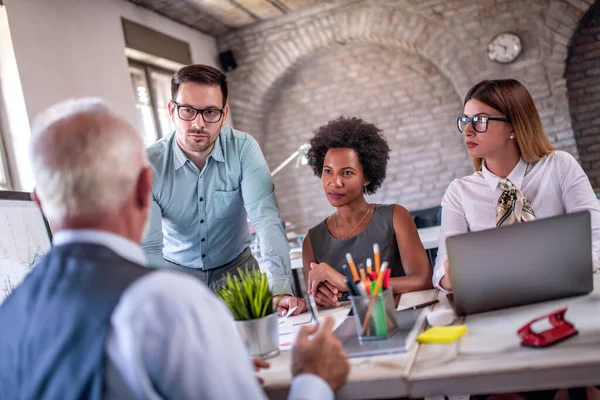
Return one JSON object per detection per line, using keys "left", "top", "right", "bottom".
{"left": 143, "top": 64, "right": 304, "bottom": 315}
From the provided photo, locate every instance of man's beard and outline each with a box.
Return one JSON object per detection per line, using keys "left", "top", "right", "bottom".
{"left": 184, "top": 125, "right": 220, "bottom": 153}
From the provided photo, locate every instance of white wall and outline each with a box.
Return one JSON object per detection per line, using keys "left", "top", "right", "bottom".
{"left": 1, "top": 0, "right": 218, "bottom": 190}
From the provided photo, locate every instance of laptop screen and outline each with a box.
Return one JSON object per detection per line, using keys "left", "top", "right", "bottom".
{"left": 0, "top": 191, "right": 52, "bottom": 305}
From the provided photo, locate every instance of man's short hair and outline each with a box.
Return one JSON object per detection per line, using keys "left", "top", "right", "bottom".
{"left": 171, "top": 64, "right": 228, "bottom": 107}
{"left": 29, "top": 98, "right": 146, "bottom": 221}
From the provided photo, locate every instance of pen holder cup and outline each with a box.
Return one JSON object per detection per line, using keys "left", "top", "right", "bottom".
{"left": 349, "top": 289, "right": 398, "bottom": 342}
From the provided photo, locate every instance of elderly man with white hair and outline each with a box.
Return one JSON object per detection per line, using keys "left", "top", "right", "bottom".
{"left": 0, "top": 98, "right": 350, "bottom": 399}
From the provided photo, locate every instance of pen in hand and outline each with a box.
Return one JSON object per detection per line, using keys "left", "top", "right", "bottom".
{"left": 304, "top": 294, "right": 320, "bottom": 324}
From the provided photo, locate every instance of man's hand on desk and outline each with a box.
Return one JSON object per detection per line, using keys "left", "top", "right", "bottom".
{"left": 275, "top": 295, "right": 307, "bottom": 317}
{"left": 440, "top": 259, "right": 453, "bottom": 291}
{"left": 291, "top": 316, "right": 350, "bottom": 392}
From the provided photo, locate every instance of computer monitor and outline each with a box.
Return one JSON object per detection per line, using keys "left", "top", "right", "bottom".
{"left": 0, "top": 191, "right": 52, "bottom": 305}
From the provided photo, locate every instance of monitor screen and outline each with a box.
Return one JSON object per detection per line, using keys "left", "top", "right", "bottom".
{"left": 0, "top": 191, "right": 52, "bottom": 305}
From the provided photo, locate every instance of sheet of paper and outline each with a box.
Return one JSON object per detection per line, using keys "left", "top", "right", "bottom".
{"left": 278, "top": 305, "right": 351, "bottom": 351}
{"left": 278, "top": 312, "right": 312, "bottom": 335}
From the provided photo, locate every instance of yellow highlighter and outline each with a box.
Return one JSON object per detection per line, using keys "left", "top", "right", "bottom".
{"left": 418, "top": 325, "right": 467, "bottom": 344}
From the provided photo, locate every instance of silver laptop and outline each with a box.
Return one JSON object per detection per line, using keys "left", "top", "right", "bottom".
{"left": 446, "top": 211, "right": 594, "bottom": 316}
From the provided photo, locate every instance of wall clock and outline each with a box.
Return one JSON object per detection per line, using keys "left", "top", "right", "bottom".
{"left": 488, "top": 32, "right": 522, "bottom": 64}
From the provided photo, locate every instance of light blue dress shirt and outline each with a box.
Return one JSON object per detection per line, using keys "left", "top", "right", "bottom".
{"left": 142, "top": 127, "right": 292, "bottom": 293}
{"left": 53, "top": 229, "right": 333, "bottom": 400}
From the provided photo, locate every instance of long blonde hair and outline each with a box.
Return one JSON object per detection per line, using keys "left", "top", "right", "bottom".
{"left": 464, "top": 79, "right": 554, "bottom": 171}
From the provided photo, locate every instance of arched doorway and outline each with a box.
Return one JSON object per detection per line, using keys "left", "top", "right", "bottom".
{"left": 567, "top": 0, "right": 600, "bottom": 191}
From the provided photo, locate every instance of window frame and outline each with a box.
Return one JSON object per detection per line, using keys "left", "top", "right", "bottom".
{"left": 128, "top": 58, "right": 176, "bottom": 141}
{"left": 0, "top": 120, "right": 12, "bottom": 190}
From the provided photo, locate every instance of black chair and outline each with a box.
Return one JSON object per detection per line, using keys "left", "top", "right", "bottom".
{"left": 410, "top": 205, "right": 442, "bottom": 229}
{"left": 409, "top": 205, "right": 442, "bottom": 268}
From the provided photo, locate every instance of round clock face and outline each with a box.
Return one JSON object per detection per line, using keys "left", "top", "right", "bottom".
{"left": 488, "top": 33, "right": 522, "bottom": 64}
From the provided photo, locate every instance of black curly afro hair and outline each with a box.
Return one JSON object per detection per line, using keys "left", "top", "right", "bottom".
{"left": 307, "top": 116, "right": 390, "bottom": 195}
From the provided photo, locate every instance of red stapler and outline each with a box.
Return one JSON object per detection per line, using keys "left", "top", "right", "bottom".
{"left": 517, "top": 307, "right": 577, "bottom": 348}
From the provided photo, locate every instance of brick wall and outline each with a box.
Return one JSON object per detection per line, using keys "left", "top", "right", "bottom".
{"left": 218, "top": 0, "right": 595, "bottom": 233}
{"left": 264, "top": 45, "right": 468, "bottom": 230}
{"left": 567, "top": 2, "right": 600, "bottom": 190}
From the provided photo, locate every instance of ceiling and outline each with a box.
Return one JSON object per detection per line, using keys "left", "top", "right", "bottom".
{"left": 127, "top": 0, "right": 331, "bottom": 37}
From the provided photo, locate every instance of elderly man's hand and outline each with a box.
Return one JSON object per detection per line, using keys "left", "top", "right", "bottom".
{"left": 252, "top": 357, "right": 270, "bottom": 385}
{"left": 291, "top": 316, "right": 350, "bottom": 391}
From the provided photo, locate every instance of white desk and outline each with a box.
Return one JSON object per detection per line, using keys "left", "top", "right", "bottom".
{"left": 260, "top": 276, "right": 600, "bottom": 398}
{"left": 409, "top": 274, "right": 600, "bottom": 397}
{"left": 260, "top": 291, "right": 438, "bottom": 399}
{"left": 418, "top": 225, "right": 440, "bottom": 250}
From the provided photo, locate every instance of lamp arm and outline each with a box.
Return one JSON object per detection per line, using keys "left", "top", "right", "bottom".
{"left": 270, "top": 150, "right": 300, "bottom": 177}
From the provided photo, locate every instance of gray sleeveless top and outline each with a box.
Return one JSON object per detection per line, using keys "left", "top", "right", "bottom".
{"left": 308, "top": 204, "right": 405, "bottom": 278}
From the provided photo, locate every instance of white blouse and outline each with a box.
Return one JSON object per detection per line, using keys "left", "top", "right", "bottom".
{"left": 433, "top": 151, "right": 600, "bottom": 289}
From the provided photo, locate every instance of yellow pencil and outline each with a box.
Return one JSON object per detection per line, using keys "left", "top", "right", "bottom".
{"left": 373, "top": 243, "right": 381, "bottom": 274}
{"left": 366, "top": 258, "right": 372, "bottom": 275}
{"left": 345, "top": 253, "right": 360, "bottom": 282}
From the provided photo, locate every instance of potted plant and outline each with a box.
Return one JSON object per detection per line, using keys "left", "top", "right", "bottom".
{"left": 218, "top": 268, "right": 280, "bottom": 359}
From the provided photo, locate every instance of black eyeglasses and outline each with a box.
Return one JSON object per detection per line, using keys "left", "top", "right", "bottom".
{"left": 457, "top": 115, "right": 510, "bottom": 133}
{"left": 172, "top": 101, "right": 224, "bottom": 123}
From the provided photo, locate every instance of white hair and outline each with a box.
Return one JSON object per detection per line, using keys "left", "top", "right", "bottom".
{"left": 29, "top": 98, "right": 147, "bottom": 221}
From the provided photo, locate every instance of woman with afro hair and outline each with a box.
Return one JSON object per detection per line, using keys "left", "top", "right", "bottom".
{"left": 302, "top": 116, "right": 432, "bottom": 307}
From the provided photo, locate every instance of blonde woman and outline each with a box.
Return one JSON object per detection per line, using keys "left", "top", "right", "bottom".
{"left": 434, "top": 79, "right": 600, "bottom": 292}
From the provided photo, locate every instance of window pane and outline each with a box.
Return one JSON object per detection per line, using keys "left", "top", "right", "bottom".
{"left": 0, "top": 159, "right": 7, "bottom": 188}
{"left": 129, "top": 66, "right": 158, "bottom": 145}
{"left": 150, "top": 70, "right": 175, "bottom": 138}
{"left": 0, "top": 130, "right": 9, "bottom": 190}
